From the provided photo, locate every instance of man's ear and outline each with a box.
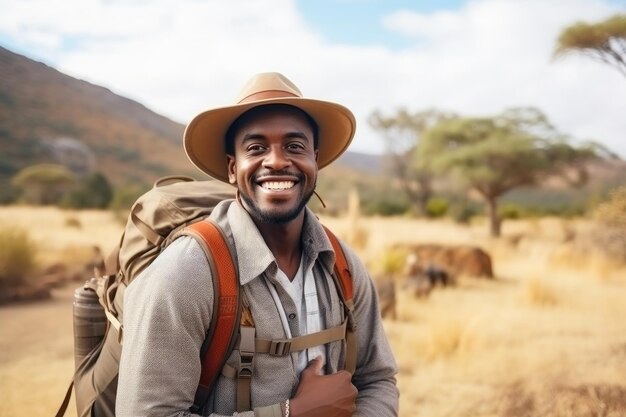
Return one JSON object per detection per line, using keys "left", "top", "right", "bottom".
{"left": 227, "top": 155, "right": 237, "bottom": 184}
{"left": 314, "top": 149, "right": 319, "bottom": 164}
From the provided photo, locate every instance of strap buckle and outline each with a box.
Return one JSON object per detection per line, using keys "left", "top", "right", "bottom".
{"left": 238, "top": 353, "right": 253, "bottom": 378}
{"left": 238, "top": 326, "right": 255, "bottom": 378}
{"left": 269, "top": 340, "right": 292, "bottom": 356}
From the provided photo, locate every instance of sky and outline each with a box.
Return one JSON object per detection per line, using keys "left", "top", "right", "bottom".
{"left": 1, "top": 0, "right": 625, "bottom": 157}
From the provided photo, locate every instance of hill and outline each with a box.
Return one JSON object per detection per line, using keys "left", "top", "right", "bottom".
{"left": 0, "top": 46, "right": 386, "bottom": 191}
{"left": 0, "top": 46, "right": 199, "bottom": 186}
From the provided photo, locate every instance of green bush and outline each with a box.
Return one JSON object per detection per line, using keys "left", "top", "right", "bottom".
{"left": 11, "top": 163, "right": 76, "bottom": 205}
{"left": 62, "top": 171, "right": 113, "bottom": 209}
{"left": 109, "top": 184, "right": 147, "bottom": 211}
{"left": 0, "top": 180, "right": 19, "bottom": 205}
{"left": 378, "top": 247, "right": 408, "bottom": 276}
{"left": 448, "top": 200, "right": 482, "bottom": 224}
{"left": 426, "top": 196, "right": 448, "bottom": 218}
{"left": 362, "top": 199, "right": 410, "bottom": 216}
{"left": 0, "top": 227, "right": 38, "bottom": 288}
{"left": 499, "top": 202, "right": 522, "bottom": 219}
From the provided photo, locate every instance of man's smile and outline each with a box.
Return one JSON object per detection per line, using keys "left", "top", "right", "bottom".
{"left": 260, "top": 180, "right": 296, "bottom": 191}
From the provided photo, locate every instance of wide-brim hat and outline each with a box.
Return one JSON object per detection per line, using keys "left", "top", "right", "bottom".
{"left": 184, "top": 72, "right": 356, "bottom": 182}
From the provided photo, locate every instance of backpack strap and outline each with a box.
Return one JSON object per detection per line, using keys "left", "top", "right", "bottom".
{"left": 322, "top": 225, "right": 357, "bottom": 374}
{"left": 183, "top": 219, "right": 241, "bottom": 413}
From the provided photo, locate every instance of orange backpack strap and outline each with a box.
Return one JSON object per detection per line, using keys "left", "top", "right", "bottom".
{"left": 322, "top": 226, "right": 357, "bottom": 374}
{"left": 183, "top": 219, "right": 241, "bottom": 413}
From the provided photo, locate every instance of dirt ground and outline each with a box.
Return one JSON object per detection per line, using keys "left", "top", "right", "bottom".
{"left": 0, "top": 284, "right": 79, "bottom": 417}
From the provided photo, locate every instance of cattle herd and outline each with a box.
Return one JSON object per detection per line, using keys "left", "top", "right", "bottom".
{"left": 375, "top": 244, "right": 494, "bottom": 319}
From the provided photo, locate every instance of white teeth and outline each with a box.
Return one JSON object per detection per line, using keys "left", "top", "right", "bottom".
{"left": 261, "top": 181, "right": 295, "bottom": 190}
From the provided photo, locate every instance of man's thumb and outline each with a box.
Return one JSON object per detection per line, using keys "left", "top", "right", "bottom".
{"left": 306, "top": 355, "right": 324, "bottom": 375}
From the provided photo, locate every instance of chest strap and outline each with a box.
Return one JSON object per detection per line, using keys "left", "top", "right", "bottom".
{"left": 255, "top": 319, "right": 348, "bottom": 356}
{"left": 229, "top": 319, "right": 349, "bottom": 411}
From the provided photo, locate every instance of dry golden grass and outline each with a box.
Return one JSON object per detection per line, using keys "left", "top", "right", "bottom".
{"left": 0, "top": 205, "right": 123, "bottom": 267}
{"left": 1, "top": 206, "right": 626, "bottom": 416}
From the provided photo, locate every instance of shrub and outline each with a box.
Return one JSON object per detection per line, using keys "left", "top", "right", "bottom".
{"left": 523, "top": 276, "right": 558, "bottom": 307}
{"left": 109, "top": 184, "right": 147, "bottom": 211}
{"left": 62, "top": 171, "right": 113, "bottom": 209}
{"left": 362, "top": 199, "right": 410, "bottom": 216}
{"left": 0, "top": 181, "right": 19, "bottom": 205}
{"left": 0, "top": 227, "right": 38, "bottom": 289}
{"left": 378, "top": 247, "right": 408, "bottom": 277}
{"left": 499, "top": 202, "right": 522, "bottom": 220}
{"left": 426, "top": 196, "right": 448, "bottom": 218}
{"left": 591, "top": 185, "right": 626, "bottom": 264}
{"left": 65, "top": 216, "right": 82, "bottom": 229}
{"left": 448, "top": 200, "right": 482, "bottom": 224}
{"left": 11, "top": 163, "right": 76, "bottom": 205}
{"left": 423, "top": 318, "right": 476, "bottom": 361}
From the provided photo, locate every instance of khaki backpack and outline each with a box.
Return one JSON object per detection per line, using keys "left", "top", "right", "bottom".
{"left": 56, "top": 175, "right": 356, "bottom": 417}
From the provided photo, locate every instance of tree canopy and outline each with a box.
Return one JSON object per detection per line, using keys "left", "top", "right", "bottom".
{"left": 418, "top": 108, "right": 599, "bottom": 236}
{"left": 554, "top": 14, "right": 626, "bottom": 78}
{"left": 369, "top": 108, "right": 454, "bottom": 216}
{"left": 11, "top": 164, "right": 76, "bottom": 205}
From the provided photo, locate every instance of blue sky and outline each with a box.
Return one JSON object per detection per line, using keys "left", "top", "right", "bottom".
{"left": 1, "top": 0, "right": 625, "bottom": 157}
{"left": 297, "top": 0, "right": 465, "bottom": 48}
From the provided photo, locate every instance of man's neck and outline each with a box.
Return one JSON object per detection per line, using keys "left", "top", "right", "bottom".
{"left": 254, "top": 213, "right": 305, "bottom": 281}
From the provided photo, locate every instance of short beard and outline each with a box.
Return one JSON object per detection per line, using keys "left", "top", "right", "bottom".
{"left": 239, "top": 184, "right": 315, "bottom": 225}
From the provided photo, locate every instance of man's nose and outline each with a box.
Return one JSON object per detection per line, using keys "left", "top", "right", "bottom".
{"left": 262, "top": 146, "right": 291, "bottom": 170}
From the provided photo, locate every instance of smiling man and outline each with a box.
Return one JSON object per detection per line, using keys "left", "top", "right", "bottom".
{"left": 117, "top": 72, "right": 399, "bottom": 417}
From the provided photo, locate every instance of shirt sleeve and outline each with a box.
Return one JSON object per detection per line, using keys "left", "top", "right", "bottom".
{"left": 116, "top": 236, "right": 256, "bottom": 417}
{"left": 340, "top": 243, "right": 400, "bottom": 417}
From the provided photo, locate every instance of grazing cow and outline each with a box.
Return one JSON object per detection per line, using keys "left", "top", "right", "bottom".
{"left": 374, "top": 277, "right": 396, "bottom": 320}
{"left": 403, "top": 253, "right": 449, "bottom": 298}
{"left": 424, "top": 264, "right": 449, "bottom": 286}
{"left": 401, "top": 244, "right": 494, "bottom": 279}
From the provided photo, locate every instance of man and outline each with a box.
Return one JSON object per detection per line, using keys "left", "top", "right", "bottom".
{"left": 117, "top": 72, "right": 399, "bottom": 417}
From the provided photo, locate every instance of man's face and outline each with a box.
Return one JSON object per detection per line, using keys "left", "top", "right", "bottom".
{"left": 227, "top": 106, "right": 319, "bottom": 225}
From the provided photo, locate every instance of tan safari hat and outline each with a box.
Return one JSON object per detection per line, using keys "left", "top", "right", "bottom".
{"left": 183, "top": 72, "right": 356, "bottom": 182}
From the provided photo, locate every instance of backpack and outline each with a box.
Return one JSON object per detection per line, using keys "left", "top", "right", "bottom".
{"left": 56, "top": 175, "right": 356, "bottom": 417}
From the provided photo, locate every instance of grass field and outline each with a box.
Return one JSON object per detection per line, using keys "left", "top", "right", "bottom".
{"left": 1, "top": 206, "right": 626, "bottom": 416}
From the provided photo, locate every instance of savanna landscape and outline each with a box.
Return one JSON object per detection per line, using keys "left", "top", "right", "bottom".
{"left": 1, "top": 201, "right": 626, "bottom": 417}
{"left": 2, "top": 13, "right": 626, "bottom": 417}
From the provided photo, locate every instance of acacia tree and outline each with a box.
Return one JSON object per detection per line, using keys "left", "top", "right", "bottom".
{"left": 369, "top": 108, "right": 453, "bottom": 216}
{"left": 11, "top": 164, "right": 76, "bottom": 205}
{"left": 418, "top": 108, "right": 599, "bottom": 237}
{"left": 554, "top": 14, "right": 626, "bottom": 78}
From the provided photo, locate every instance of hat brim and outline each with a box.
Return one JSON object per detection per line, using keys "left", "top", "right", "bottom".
{"left": 184, "top": 97, "right": 356, "bottom": 182}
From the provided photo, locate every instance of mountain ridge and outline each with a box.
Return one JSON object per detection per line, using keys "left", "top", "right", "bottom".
{"left": 0, "top": 46, "right": 382, "bottom": 187}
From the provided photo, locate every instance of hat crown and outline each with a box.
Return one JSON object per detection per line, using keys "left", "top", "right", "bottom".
{"left": 235, "top": 72, "right": 303, "bottom": 104}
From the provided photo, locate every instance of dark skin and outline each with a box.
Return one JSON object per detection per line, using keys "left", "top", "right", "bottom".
{"left": 227, "top": 105, "right": 318, "bottom": 279}
{"left": 226, "top": 105, "right": 357, "bottom": 417}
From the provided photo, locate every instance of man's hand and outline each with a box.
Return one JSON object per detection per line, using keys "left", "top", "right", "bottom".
{"left": 289, "top": 356, "right": 357, "bottom": 417}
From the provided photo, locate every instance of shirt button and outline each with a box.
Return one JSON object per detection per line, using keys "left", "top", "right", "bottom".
{"left": 288, "top": 313, "right": 296, "bottom": 320}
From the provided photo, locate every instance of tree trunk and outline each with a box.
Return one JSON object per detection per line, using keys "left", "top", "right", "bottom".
{"left": 417, "top": 191, "right": 430, "bottom": 217}
{"left": 485, "top": 195, "right": 501, "bottom": 237}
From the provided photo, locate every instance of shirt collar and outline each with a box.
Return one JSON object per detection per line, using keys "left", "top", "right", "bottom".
{"left": 225, "top": 202, "right": 336, "bottom": 286}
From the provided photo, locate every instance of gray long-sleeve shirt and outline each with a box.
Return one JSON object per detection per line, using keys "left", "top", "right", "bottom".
{"left": 117, "top": 200, "right": 399, "bottom": 417}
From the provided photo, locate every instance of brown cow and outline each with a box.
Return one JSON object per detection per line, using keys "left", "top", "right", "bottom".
{"left": 401, "top": 244, "right": 494, "bottom": 279}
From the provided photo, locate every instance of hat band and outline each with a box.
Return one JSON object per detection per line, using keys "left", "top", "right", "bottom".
{"left": 238, "top": 90, "right": 300, "bottom": 104}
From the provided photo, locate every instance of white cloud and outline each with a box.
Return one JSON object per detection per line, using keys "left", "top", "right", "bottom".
{"left": 0, "top": 0, "right": 625, "bottom": 156}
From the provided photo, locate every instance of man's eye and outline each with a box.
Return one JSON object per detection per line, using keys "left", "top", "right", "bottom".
{"left": 247, "top": 144, "right": 265, "bottom": 152}
{"left": 287, "top": 143, "right": 305, "bottom": 150}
